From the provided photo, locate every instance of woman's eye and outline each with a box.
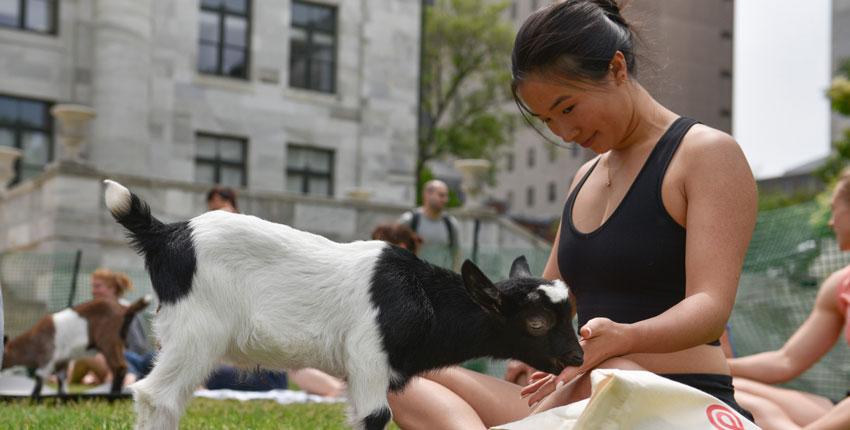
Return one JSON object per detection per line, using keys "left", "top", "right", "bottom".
{"left": 562, "top": 105, "right": 574, "bottom": 114}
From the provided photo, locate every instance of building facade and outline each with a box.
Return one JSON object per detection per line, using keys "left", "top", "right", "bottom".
{"left": 1, "top": 0, "right": 421, "bottom": 201}
{"left": 0, "top": 0, "right": 551, "bottom": 284}
{"left": 490, "top": 0, "right": 735, "bottom": 225}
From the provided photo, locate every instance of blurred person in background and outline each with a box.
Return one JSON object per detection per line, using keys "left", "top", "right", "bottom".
{"left": 398, "top": 179, "right": 461, "bottom": 271}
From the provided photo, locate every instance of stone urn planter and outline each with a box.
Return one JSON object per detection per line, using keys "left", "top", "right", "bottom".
{"left": 0, "top": 146, "right": 21, "bottom": 195}
{"left": 50, "top": 104, "right": 96, "bottom": 162}
{"left": 346, "top": 188, "right": 374, "bottom": 202}
{"left": 454, "top": 159, "right": 491, "bottom": 208}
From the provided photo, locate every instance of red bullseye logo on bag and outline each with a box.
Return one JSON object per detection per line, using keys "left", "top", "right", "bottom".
{"left": 706, "top": 404, "right": 745, "bottom": 430}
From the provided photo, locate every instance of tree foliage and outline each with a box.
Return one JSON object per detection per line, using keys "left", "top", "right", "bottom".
{"left": 809, "top": 59, "right": 850, "bottom": 233}
{"left": 418, "top": 0, "right": 516, "bottom": 190}
{"left": 813, "top": 59, "right": 850, "bottom": 183}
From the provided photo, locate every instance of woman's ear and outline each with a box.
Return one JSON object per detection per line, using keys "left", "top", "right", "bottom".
{"left": 610, "top": 50, "right": 628, "bottom": 85}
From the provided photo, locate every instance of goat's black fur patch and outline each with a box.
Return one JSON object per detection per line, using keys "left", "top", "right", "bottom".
{"left": 362, "top": 407, "right": 392, "bottom": 430}
{"left": 110, "top": 193, "right": 196, "bottom": 304}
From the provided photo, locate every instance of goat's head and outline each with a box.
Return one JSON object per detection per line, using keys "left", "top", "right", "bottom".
{"left": 462, "top": 256, "right": 583, "bottom": 374}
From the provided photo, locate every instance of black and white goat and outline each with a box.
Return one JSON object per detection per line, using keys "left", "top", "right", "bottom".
{"left": 103, "top": 180, "right": 583, "bottom": 430}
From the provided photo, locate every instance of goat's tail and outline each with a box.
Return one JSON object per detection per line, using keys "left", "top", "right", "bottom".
{"left": 104, "top": 180, "right": 167, "bottom": 256}
{"left": 105, "top": 180, "right": 197, "bottom": 305}
{"left": 121, "top": 294, "right": 152, "bottom": 341}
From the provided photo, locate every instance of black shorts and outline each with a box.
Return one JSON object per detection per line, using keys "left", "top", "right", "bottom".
{"left": 660, "top": 373, "right": 755, "bottom": 422}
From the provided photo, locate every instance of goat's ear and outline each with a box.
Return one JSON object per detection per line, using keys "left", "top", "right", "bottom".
{"left": 509, "top": 255, "right": 532, "bottom": 279}
{"left": 462, "top": 259, "right": 503, "bottom": 318}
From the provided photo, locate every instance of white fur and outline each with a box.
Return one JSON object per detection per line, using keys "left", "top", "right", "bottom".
{"left": 131, "top": 210, "right": 395, "bottom": 430}
{"left": 34, "top": 310, "right": 93, "bottom": 382}
{"left": 538, "top": 279, "right": 570, "bottom": 304}
{"left": 103, "top": 180, "right": 131, "bottom": 216}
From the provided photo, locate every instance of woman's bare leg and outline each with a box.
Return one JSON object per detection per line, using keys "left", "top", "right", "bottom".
{"left": 734, "top": 390, "right": 801, "bottom": 430}
{"left": 734, "top": 377, "right": 831, "bottom": 426}
{"left": 288, "top": 368, "right": 345, "bottom": 397}
{"left": 388, "top": 366, "right": 532, "bottom": 430}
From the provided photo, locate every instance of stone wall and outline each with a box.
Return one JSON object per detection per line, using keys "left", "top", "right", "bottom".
{"left": 0, "top": 162, "right": 549, "bottom": 271}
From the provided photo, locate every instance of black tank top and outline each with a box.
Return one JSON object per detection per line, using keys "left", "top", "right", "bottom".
{"left": 557, "top": 117, "right": 719, "bottom": 345}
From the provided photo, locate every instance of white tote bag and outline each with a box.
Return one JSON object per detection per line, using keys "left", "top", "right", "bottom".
{"left": 492, "top": 369, "right": 761, "bottom": 430}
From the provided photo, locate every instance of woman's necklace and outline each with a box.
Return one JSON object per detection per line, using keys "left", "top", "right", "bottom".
{"left": 605, "top": 154, "right": 615, "bottom": 187}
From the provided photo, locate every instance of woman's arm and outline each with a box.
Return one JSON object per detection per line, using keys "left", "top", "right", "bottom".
{"left": 729, "top": 268, "right": 845, "bottom": 383}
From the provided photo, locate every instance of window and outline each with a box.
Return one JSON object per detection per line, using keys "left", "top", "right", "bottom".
{"left": 510, "top": 1, "right": 517, "bottom": 19}
{"left": 286, "top": 144, "right": 334, "bottom": 196}
{"left": 507, "top": 191, "right": 513, "bottom": 211}
{"left": 0, "top": 0, "right": 56, "bottom": 33}
{"left": 506, "top": 153, "right": 514, "bottom": 172}
{"left": 571, "top": 143, "right": 579, "bottom": 158}
{"left": 290, "top": 1, "right": 337, "bottom": 93}
{"left": 195, "top": 133, "right": 247, "bottom": 186}
{"left": 198, "top": 0, "right": 251, "bottom": 79}
{"left": 527, "top": 147, "right": 535, "bottom": 168}
{"left": 0, "top": 95, "right": 52, "bottom": 184}
{"left": 526, "top": 186, "right": 534, "bottom": 207}
{"left": 531, "top": 0, "right": 539, "bottom": 11}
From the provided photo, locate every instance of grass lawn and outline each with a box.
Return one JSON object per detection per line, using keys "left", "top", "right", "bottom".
{"left": 2, "top": 396, "right": 404, "bottom": 429}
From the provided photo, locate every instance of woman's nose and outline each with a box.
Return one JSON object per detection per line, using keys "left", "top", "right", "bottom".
{"left": 548, "top": 121, "right": 579, "bottom": 143}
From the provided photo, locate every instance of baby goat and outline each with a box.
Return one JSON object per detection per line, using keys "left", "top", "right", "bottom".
{"left": 103, "top": 180, "right": 583, "bottom": 430}
{"left": 2, "top": 296, "right": 151, "bottom": 398}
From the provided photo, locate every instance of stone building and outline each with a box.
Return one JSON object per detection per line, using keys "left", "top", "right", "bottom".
{"left": 0, "top": 0, "right": 548, "bottom": 283}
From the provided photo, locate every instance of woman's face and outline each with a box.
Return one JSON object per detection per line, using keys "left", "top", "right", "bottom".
{"left": 91, "top": 276, "right": 118, "bottom": 300}
{"left": 516, "top": 74, "right": 627, "bottom": 154}
{"left": 830, "top": 183, "right": 850, "bottom": 251}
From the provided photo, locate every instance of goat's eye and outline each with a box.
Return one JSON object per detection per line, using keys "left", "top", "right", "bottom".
{"left": 527, "top": 318, "right": 547, "bottom": 333}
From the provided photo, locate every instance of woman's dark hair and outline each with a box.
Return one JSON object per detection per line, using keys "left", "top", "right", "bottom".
{"left": 511, "top": 0, "right": 636, "bottom": 98}
{"left": 206, "top": 185, "right": 238, "bottom": 211}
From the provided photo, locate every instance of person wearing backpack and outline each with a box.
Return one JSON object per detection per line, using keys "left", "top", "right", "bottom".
{"left": 399, "top": 179, "right": 461, "bottom": 272}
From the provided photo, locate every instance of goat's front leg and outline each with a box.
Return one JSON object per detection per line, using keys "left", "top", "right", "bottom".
{"left": 30, "top": 375, "right": 44, "bottom": 400}
{"left": 344, "top": 341, "right": 394, "bottom": 430}
{"left": 55, "top": 361, "right": 69, "bottom": 396}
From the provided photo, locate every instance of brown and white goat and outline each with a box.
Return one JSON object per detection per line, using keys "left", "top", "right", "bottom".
{"left": 2, "top": 296, "right": 151, "bottom": 398}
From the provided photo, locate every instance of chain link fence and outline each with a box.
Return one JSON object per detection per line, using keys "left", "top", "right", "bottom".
{"left": 2, "top": 206, "right": 848, "bottom": 400}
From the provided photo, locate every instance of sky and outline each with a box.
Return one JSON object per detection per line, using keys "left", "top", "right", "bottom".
{"left": 733, "top": 1, "right": 833, "bottom": 179}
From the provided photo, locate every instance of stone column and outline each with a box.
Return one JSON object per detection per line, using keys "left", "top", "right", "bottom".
{"left": 90, "top": 0, "right": 152, "bottom": 175}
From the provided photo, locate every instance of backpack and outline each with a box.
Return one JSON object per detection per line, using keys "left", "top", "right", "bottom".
{"left": 410, "top": 210, "right": 455, "bottom": 248}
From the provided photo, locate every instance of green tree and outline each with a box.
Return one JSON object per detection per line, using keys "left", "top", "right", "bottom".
{"left": 417, "top": 0, "right": 516, "bottom": 192}
{"left": 810, "top": 59, "right": 850, "bottom": 234}
{"left": 813, "top": 59, "right": 850, "bottom": 183}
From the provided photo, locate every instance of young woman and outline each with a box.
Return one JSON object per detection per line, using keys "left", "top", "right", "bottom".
{"left": 387, "top": 1, "right": 758, "bottom": 428}
{"left": 729, "top": 169, "right": 850, "bottom": 430}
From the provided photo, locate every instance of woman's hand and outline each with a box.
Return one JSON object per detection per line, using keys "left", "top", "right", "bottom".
{"left": 520, "top": 317, "right": 632, "bottom": 406}
{"left": 504, "top": 360, "right": 537, "bottom": 386}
